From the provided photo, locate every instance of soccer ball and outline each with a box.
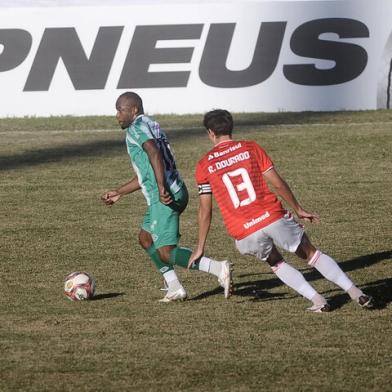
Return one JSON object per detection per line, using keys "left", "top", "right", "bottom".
{"left": 64, "top": 271, "right": 95, "bottom": 301}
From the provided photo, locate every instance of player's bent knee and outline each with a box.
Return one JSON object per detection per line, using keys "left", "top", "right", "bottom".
{"left": 295, "top": 234, "right": 317, "bottom": 261}
{"left": 265, "top": 246, "right": 284, "bottom": 267}
{"left": 139, "top": 238, "right": 151, "bottom": 250}
{"left": 157, "top": 246, "right": 172, "bottom": 263}
{"left": 139, "top": 230, "right": 153, "bottom": 250}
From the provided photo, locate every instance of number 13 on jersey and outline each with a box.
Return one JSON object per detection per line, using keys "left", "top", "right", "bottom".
{"left": 222, "top": 167, "right": 256, "bottom": 208}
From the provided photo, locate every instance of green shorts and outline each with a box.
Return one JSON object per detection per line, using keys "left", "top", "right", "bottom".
{"left": 142, "top": 185, "right": 189, "bottom": 249}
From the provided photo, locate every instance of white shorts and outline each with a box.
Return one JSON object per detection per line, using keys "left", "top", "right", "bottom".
{"left": 235, "top": 213, "right": 304, "bottom": 261}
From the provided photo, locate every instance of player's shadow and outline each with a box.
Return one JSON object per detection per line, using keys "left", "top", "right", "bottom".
{"left": 191, "top": 250, "right": 391, "bottom": 307}
{"left": 90, "top": 292, "right": 125, "bottom": 301}
{"left": 190, "top": 273, "right": 296, "bottom": 302}
{"left": 331, "top": 250, "right": 392, "bottom": 275}
{"left": 323, "top": 278, "right": 392, "bottom": 311}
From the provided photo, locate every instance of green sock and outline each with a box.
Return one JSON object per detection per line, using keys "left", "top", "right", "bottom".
{"left": 169, "top": 247, "right": 200, "bottom": 270}
{"left": 146, "top": 244, "right": 174, "bottom": 275}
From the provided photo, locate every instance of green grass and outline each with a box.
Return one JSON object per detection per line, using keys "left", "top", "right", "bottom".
{"left": 1, "top": 111, "right": 391, "bottom": 392}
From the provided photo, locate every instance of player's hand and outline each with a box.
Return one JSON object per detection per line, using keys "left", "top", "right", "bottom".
{"left": 159, "top": 187, "right": 172, "bottom": 205}
{"left": 101, "top": 190, "right": 121, "bottom": 207}
{"left": 188, "top": 249, "right": 203, "bottom": 269}
{"left": 296, "top": 207, "right": 320, "bottom": 224}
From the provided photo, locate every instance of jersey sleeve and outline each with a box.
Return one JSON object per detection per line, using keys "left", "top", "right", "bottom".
{"left": 195, "top": 160, "right": 212, "bottom": 195}
{"left": 254, "top": 142, "right": 274, "bottom": 173}
{"left": 132, "top": 121, "right": 154, "bottom": 147}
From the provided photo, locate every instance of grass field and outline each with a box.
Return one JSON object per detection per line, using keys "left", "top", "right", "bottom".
{"left": 1, "top": 111, "right": 391, "bottom": 391}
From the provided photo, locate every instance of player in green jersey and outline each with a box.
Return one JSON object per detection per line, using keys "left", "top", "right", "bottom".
{"left": 101, "top": 92, "right": 232, "bottom": 302}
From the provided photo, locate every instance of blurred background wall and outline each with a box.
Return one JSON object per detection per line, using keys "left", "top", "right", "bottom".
{"left": 0, "top": 0, "right": 391, "bottom": 116}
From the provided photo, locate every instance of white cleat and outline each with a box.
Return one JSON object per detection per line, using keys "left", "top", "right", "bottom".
{"left": 159, "top": 287, "right": 187, "bottom": 303}
{"left": 218, "top": 260, "right": 233, "bottom": 299}
{"left": 306, "top": 303, "right": 331, "bottom": 313}
{"left": 160, "top": 280, "right": 169, "bottom": 292}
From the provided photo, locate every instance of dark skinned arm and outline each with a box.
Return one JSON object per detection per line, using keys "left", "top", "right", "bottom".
{"left": 101, "top": 176, "right": 141, "bottom": 206}
{"left": 142, "top": 139, "right": 172, "bottom": 204}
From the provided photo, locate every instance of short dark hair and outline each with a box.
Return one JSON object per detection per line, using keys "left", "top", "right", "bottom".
{"left": 118, "top": 91, "right": 144, "bottom": 115}
{"left": 203, "top": 109, "right": 233, "bottom": 136}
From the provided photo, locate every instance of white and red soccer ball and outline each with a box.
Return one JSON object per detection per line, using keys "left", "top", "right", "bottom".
{"left": 64, "top": 271, "right": 95, "bottom": 301}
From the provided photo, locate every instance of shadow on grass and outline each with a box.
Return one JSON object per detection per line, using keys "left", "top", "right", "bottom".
{"left": 337, "top": 250, "right": 392, "bottom": 274}
{"left": 191, "top": 251, "right": 391, "bottom": 307}
{"left": 2, "top": 109, "right": 389, "bottom": 172}
{"left": 1, "top": 109, "right": 366, "bottom": 172}
{"left": 0, "top": 128, "right": 207, "bottom": 171}
{"left": 190, "top": 286, "right": 292, "bottom": 302}
{"left": 91, "top": 292, "right": 125, "bottom": 301}
{"left": 325, "top": 278, "right": 392, "bottom": 311}
{"left": 361, "top": 278, "right": 392, "bottom": 309}
{"left": 0, "top": 140, "right": 124, "bottom": 171}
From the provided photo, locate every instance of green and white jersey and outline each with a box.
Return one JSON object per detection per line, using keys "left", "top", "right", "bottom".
{"left": 125, "top": 114, "right": 184, "bottom": 205}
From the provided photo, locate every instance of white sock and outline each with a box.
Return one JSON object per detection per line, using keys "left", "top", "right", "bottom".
{"left": 198, "top": 256, "right": 221, "bottom": 277}
{"left": 309, "top": 251, "right": 353, "bottom": 291}
{"left": 163, "top": 270, "right": 182, "bottom": 291}
{"left": 198, "top": 256, "right": 211, "bottom": 273}
{"left": 347, "top": 285, "right": 364, "bottom": 301}
{"left": 272, "top": 260, "right": 320, "bottom": 301}
{"left": 311, "top": 293, "right": 328, "bottom": 307}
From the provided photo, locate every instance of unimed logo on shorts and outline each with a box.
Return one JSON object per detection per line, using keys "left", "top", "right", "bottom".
{"left": 0, "top": 18, "right": 370, "bottom": 91}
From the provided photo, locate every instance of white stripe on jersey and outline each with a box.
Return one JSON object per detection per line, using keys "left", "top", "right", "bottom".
{"left": 131, "top": 161, "right": 151, "bottom": 205}
{"left": 262, "top": 165, "right": 274, "bottom": 174}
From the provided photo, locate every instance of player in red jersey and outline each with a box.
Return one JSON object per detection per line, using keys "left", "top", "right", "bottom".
{"left": 189, "top": 109, "right": 372, "bottom": 312}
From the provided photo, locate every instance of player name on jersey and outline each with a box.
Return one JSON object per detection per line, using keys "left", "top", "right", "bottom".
{"left": 208, "top": 149, "right": 250, "bottom": 173}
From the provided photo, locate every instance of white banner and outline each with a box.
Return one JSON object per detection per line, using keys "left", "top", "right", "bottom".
{"left": 0, "top": 0, "right": 391, "bottom": 116}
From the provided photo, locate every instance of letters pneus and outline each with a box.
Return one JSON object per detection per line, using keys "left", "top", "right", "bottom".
{"left": 0, "top": 18, "right": 369, "bottom": 91}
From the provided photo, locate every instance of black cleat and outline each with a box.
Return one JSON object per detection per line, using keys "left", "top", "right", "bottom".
{"left": 358, "top": 295, "right": 373, "bottom": 308}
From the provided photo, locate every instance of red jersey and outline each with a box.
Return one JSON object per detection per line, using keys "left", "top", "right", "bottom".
{"left": 195, "top": 139, "right": 286, "bottom": 240}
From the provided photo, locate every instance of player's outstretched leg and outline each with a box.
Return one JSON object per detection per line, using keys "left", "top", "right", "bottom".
{"left": 167, "top": 247, "right": 233, "bottom": 298}
{"left": 308, "top": 250, "right": 373, "bottom": 308}
{"left": 296, "top": 234, "right": 373, "bottom": 308}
